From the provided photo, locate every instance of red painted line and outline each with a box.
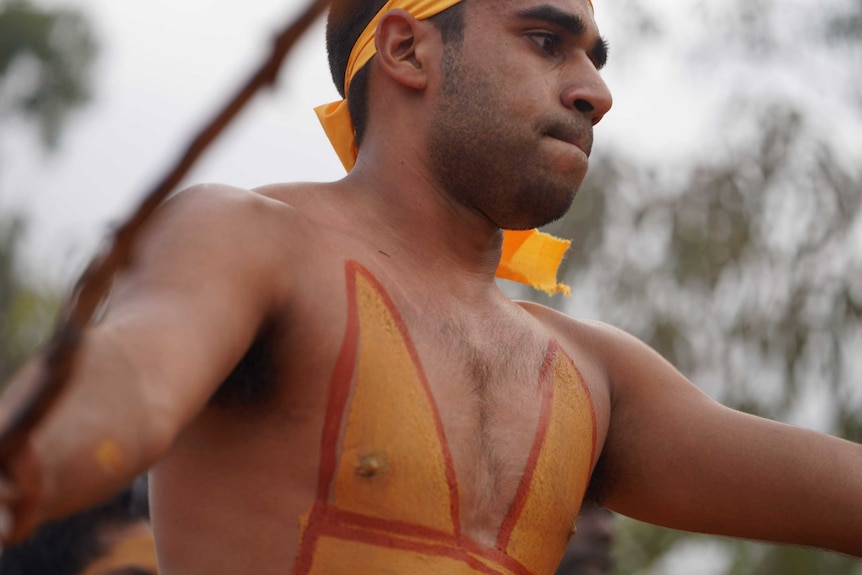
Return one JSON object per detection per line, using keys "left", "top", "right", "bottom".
{"left": 291, "top": 519, "right": 320, "bottom": 575}
{"left": 353, "top": 264, "right": 462, "bottom": 534}
{"left": 317, "top": 520, "right": 509, "bottom": 575}
{"left": 324, "top": 507, "right": 459, "bottom": 542}
{"left": 496, "top": 343, "right": 558, "bottom": 551}
{"left": 298, "top": 508, "right": 535, "bottom": 575}
{"left": 292, "top": 263, "right": 362, "bottom": 575}
{"left": 457, "top": 536, "right": 535, "bottom": 575}
{"left": 315, "top": 262, "right": 362, "bottom": 501}
{"left": 556, "top": 346, "right": 599, "bottom": 479}
{"left": 322, "top": 507, "right": 533, "bottom": 575}
{"left": 296, "top": 261, "right": 559, "bottom": 575}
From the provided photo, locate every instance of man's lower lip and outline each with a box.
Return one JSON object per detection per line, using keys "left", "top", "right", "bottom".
{"left": 548, "top": 136, "right": 587, "bottom": 155}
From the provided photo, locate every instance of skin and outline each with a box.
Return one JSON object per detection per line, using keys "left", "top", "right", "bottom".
{"left": 0, "top": 0, "right": 860, "bottom": 573}
{"left": 426, "top": 2, "right": 603, "bottom": 230}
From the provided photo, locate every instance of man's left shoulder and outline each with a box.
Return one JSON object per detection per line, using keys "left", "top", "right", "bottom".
{"left": 513, "top": 300, "right": 614, "bottom": 449}
{"left": 515, "top": 300, "right": 609, "bottom": 342}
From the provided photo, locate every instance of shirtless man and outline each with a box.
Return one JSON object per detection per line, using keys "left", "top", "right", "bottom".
{"left": 0, "top": 0, "right": 860, "bottom": 573}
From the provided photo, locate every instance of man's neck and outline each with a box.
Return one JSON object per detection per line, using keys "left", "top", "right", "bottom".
{"left": 336, "top": 151, "right": 505, "bottom": 297}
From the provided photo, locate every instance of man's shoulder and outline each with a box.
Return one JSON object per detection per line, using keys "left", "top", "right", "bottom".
{"left": 252, "top": 181, "right": 337, "bottom": 209}
{"left": 125, "top": 181, "right": 335, "bottom": 278}
{"left": 169, "top": 181, "right": 321, "bottom": 214}
{"left": 155, "top": 181, "right": 336, "bottom": 238}
{"left": 514, "top": 300, "right": 650, "bottom": 361}
{"left": 515, "top": 300, "right": 608, "bottom": 338}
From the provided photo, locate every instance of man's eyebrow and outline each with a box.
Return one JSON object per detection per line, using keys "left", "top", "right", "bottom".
{"left": 516, "top": 4, "right": 610, "bottom": 69}
{"left": 517, "top": 5, "right": 586, "bottom": 36}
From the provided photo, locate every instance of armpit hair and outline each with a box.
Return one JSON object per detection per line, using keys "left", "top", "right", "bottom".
{"left": 212, "top": 319, "right": 280, "bottom": 409}
{"left": 584, "top": 453, "right": 615, "bottom": 508}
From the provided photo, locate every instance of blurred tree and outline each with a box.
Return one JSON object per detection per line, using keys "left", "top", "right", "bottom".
{"left": 0, "top": 0, "right": 96, "bottom": 381}
{"left": 0, "top": 0, "right": 96, "bottom": 148}
{"left": 0, "top": 217, "right": 59, "bottom": 382}
{"left": 514, "top": 0, "right": 862, "bottom": 573}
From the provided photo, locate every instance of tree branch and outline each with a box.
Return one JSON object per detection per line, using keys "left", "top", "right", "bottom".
{"left": 0, "top": 0, "right": 330, "bottom": 460}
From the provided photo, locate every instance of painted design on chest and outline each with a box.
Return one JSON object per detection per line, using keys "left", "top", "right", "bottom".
{"left": 292, "top": 262, "right": 597, "bottom": 575}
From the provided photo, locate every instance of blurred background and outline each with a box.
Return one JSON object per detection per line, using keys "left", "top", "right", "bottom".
{"left": 0, "top": 0, "right": 860, "bottom": 573}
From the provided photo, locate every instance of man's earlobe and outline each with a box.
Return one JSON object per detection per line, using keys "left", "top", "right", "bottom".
{"left": 375, "top": 9, "right": 431, "bottom": 90}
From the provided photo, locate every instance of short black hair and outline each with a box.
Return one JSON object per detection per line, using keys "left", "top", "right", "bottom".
{"left": 0, "top": 477, "right": 150, "bottom": 575}
{"left": 325, "top": 0, "right": 467, "bottom": 146}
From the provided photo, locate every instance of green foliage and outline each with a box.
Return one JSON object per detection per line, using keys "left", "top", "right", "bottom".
{"left": 611, "top": 516, "right": 862, "bottom": 575}
{"left": 0, "top": 0, "right": 94, "bottom": 380}
{"left": 0, "top": 0, "right": 96, "bottom": 148}
{"left": 565, "top": 102, "right": 862, "bottom": 429}
{"left": 612, "top": 516, "right": 692, "bottom": 575}
{"left": 0, "top": 218, "right": 59, "bottom": 384}
{"left": 725, "top": 542, "right": 862, "bottom": 575}
{"left": 827, "top": 0, "right": 862, "bottom": 42}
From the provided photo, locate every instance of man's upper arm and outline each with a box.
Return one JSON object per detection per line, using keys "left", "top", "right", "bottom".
{"left": 588, "top": 322, "right": 862, "bottom": 556}
{"left": 0, "top": 184, "right": 294, "bottom": 532}
{"left": 97, "top": 184, "right": 291, "bottom": 433}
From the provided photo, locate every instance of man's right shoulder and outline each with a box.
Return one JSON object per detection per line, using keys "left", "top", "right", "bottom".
{"left": 125, "top": 182, "right": 329, "bottom": 279}
{"left": 164, "top": 182, "right": 313, "bottom": 215}
{"left": 153, "top": 182, "right": 330, "bottom": 236}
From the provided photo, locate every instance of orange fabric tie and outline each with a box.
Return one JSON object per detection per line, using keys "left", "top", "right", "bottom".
{"left": 315, "top": 0, "right": 591, "bottom": 296}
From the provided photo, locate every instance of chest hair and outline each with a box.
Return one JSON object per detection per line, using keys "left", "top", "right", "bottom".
{"left": 432, "top": 312, "right": 549, "bottom": 526}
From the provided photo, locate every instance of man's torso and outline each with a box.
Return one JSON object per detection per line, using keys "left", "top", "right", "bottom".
{"left": 146, "top": 185, "right": 612, "bottom": 574}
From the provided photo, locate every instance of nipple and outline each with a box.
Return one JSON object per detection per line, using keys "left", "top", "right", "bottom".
{"left": 355, "top": 453, "right": 387, "bottom": 478}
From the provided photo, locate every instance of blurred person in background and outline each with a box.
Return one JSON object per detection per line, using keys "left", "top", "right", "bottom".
{"left": 0, "top": 476, "right": 156, "bottom": 575}
{"left": 554, "top": 502, "right": 614, "bottom": 575}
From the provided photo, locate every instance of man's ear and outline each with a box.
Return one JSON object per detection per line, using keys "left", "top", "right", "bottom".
{"left": 374, "top": 9, "right": 438, "bottom": 90}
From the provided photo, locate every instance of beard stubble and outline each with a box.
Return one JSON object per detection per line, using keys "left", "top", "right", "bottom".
{"left": 425, "top": 44, "right": 589, "bottom": 231}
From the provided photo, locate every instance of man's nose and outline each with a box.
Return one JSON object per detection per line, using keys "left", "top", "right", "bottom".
{"left": 560, "top": 65, "right": 613, "bottom": 125}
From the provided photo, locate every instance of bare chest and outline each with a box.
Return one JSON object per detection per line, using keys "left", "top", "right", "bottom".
{"left": 157, "top": 257, "right": 598, "bottom": 574}
{"left": 309, "top": 262, "right": 596, "bottom": 549}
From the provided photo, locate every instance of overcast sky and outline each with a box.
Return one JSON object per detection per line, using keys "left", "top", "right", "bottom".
{"left": 2, "top": 0, "right": 860, "bottom": 283}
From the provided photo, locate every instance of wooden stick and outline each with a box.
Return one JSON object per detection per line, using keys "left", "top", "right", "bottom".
{"left": 0, "top": 0, "right": 331, "bottom": 460}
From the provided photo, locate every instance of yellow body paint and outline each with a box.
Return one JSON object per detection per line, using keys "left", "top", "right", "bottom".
{"left": 293, "top": 263, "right": 596, "bottom": 575}
{"left": 95, "top": 440, "right": 123, "bottom": 475}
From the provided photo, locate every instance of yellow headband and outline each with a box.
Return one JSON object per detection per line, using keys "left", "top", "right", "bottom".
{"left": 316, "top": 0, "right": 464, "bottom": 170}
{"left": 315, "top": 0, "right": 585, "bottom": 295}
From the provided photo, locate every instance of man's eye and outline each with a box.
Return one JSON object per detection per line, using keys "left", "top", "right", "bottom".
{"left": 529, "top": 32, "right": 562, "bottom": 56}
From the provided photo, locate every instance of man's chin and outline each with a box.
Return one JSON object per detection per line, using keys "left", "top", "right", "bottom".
{"left": 515, "top": 189, "right": 580, "bottom": 229}
{"left": 498, "top": 210, "right": 572, "bottom": 232}
{"left": 484, "top": 173, "right": 582, "bottom": 230}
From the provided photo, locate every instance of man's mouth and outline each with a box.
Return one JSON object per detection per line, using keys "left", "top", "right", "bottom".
{"left": 544, "top": 125, "right": 592, "bottom": 157}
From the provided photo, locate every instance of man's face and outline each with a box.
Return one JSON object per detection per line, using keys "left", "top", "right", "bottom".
{"left": 426, "top": 0, "right": 612, "bottom": 231}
